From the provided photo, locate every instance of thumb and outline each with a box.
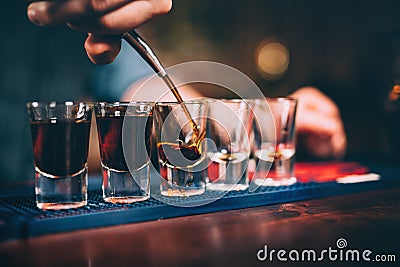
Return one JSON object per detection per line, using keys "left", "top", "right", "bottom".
{"left": 84, "top": 33, "right": 121, "bottom": 64}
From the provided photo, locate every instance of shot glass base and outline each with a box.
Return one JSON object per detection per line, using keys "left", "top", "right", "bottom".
{"left": 206, "top": 183, "right": 249, "bottom": 191}
{"left": 160, "top": 187, "right": 205, "bottom": 197}
{"left": 104, "top": 196, "right": 150, "bottom": 204}
{"left": 102, "top": 166, "right": 150, "bottom": 203}
{"left": 35, "top": 167, "right": 88, "bottom": 210}
{"left": 159, "top": 166, "right": 207, "bottom": 197}
{"left": 37, "top": 201, "right": 87, "bottom": 210}
{"left": 253, "top": 177, "right": 297, "bottom": 187}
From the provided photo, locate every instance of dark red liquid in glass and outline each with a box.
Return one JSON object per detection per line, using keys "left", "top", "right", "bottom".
{"left": 30, "top": 120, "right": 91, "bottom": 177}
{"left": 96, "top": 115, "right": 153, "bottom": 171}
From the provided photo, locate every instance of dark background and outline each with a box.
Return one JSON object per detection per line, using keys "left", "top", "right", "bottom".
{"left": 1, "top": 0, "right": 399, "bottom": 181}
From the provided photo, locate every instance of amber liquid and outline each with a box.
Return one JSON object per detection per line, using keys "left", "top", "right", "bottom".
{"left": 161, "top": 75, "right": 203, "bottom": 145}
{"left": 157, "top": 142, "right": 202, "bottom": 165}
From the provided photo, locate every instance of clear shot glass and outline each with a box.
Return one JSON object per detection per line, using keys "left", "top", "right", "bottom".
{"left": 27, "top": 101, "right": 93, "bottom": 210}
{"left": 252, "top": 97, "right": 298, "bottom": 186}
{"left": 206, "top": 99, "right": 253, "bottom": 191}
{"left": 95, "top": 102, "right": 154, "bottom": 204}
{"left": 154, "top": 101, "right": 208, "bottom": 197}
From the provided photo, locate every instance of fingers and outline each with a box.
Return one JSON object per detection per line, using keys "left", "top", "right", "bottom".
{"left": 331, "top": 127, "right": 347, "bottom": 158}
{"left": 27, "top": 1, "right": 172, "bottom": 63}
{"left": 84, "top": 34, "right": 121, "bottom": 64}
{"left": 291, "top": 86, "right": 347, "bottom": 158}
{"left": 296, "top": 111, "right": 340, "bottom": 134}
{"left": 300, "top": 128, "right": 347, "bottom": 159}
{"left": 69, "top": 0, "right": 172, "bottom": 34}
{"left": 295, "top": 107, "right": 347, "bottom": 158}
{"left": 291, "top": 86, "right": 343, "bottom": 134}
{"left": 291, "top": 86, "right": 340, "bottom": 117}
{"left": 27, "top": 0, "right": 131, "bottom": 26}
{"left": 27, "top": 0, "right": 172, "bottom": 34}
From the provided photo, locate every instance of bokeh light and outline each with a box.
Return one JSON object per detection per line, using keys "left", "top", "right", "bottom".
{"left": 256, "top": 39, "right": 290, "bottom": 80}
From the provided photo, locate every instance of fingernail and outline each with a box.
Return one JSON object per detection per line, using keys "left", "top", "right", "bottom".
{"left": 27, "top": 8, "right": 42, "bottom": 25}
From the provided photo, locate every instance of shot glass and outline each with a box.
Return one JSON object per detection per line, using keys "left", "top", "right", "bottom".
{"left": 27, "top": 101, "right": 93, "bottom": 210}
{"left": 95, "top": 102, "right": 153, "bottom": 204}
{"left": 154, "top": 101, "right": 208, "bottom": 197}
{"left": 252, "top": 97, "right": 297, "bottom": 186}
{"left": 206, "top": 99, "right": 253, "bottom": 191}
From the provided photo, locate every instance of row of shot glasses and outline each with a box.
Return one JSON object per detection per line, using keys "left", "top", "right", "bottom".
{"left": 27, "top": 98, "right": 297, "bottom": 210}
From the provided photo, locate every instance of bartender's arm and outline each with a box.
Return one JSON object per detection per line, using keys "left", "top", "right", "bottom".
{"left": 27, "top": 0, "right": 172, "bottom": 64}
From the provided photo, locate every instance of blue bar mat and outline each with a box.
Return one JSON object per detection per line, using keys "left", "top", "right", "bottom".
{"left": 0, "top": 164, "right": 398, "bottom": 241}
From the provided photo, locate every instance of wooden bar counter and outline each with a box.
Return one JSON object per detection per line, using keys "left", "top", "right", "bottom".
{"left": 1, "top": 186, "right": 399, "bottom": 267}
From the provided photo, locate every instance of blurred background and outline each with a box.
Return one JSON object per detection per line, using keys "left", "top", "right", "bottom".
{"left": 1, "top": 0, "right": 400, "bottom": 181}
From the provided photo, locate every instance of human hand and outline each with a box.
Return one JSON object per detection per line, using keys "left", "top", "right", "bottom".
{"left": 27, "top": 0, "right": 172, "bottom": 64}
{"left": 290, "top": 87, "right": 347, "bottom": 159}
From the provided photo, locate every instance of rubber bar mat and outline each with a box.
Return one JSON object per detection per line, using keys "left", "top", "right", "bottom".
{"left": 0, "top": 164, "right": 398, "bottom": 241}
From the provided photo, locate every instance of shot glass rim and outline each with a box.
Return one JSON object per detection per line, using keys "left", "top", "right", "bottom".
{"left": 94, "top": 101, "right": 155, "bottom": 107}
{"left": 198, "top": 98, "right": 258, "bottom": 109}
{"left": 240, "top": 96, "right": 297, "bottom": 101}
{"left": 26, "top": 101, "right": 94, "bottom": 108}
{"left": 154, "top": 100, "right": 208, "bottom": 106}
{"left": 249, "top": 97, "right": 298, "bottom": 109}
{"left": 206, "top": 98, "right": 251, "bottom": 103}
